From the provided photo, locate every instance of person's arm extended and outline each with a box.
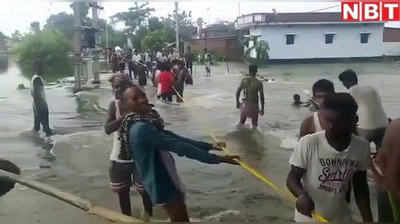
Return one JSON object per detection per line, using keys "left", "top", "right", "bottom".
{"left": 132, "top": 123, "right": 238, "bottom": 165}
{"left": 104, "top": 101, "right": 123, "bottom": 135}
{"left": 259, "top": 82, "right": 265, "bottom": 114}
{"left": 162, "top": 130, "right": 213, "bottom": 151}
{"left": 299, "top": 116, "right": 314, "bottom": 140}
{"left": 353, "top": 171, "right": 373, "bottom": 222}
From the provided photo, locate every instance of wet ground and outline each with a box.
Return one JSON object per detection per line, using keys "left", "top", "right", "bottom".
{"left": 1, "top": 57, "right": 400, "bottom": 223}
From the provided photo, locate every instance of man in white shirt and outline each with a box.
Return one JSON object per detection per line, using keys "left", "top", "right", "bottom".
{"left": 338, "top": 69, "right": 392, "bottom": 222}
{"left": 287, "top": 93, "right": 373, "bottom": 223}
{"left": 339, "top": 69, "right": 388, "bottom": 148}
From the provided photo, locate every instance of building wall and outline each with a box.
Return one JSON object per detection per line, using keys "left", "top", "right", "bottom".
{"left": 184, "top": 38, "right": 242, "bottom": 61}
{"left": 384, "top": 42, "right": 400, "bottom": 56}
{"left": 249, "top": 23, "right": 384, "bottom": 60}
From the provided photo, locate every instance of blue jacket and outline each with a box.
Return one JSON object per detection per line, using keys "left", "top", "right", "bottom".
{"left": 129, "top": 121, "right": 221, "bottom": 204}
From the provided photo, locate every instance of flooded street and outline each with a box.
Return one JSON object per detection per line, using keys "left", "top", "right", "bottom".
{"left": 1, "top": 57, "right": 400, "bottom": 223}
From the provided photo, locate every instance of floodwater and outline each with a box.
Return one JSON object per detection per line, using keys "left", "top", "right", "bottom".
{"left": 1, "top": 57, "right": 400, "bottom": 223}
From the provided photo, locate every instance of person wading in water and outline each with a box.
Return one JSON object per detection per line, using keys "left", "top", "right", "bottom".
{"left": 119, "top": 84, "right": 239, "bottom": 222}
{"left": 31, "top": 62, "right": 53, "bottom": 137}
{"left": 236, "top": 64, "right": 265, "bottom": 129}
{"left": 104, "top": 74, "right": 153, "bottom": 218}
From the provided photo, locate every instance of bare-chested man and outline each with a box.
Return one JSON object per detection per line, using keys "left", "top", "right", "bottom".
{"left": 236, "top": 64, "right": 265, "bottom": 129}
{"left": 299, "top": 79, "right": 335, "bottom": 139}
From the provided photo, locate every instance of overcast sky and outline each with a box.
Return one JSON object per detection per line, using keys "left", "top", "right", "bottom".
{"left": 0, "top": 0, "right": 371, "bottom": 36}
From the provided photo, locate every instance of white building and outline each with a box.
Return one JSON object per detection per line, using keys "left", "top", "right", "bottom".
{"left": 236, "top": 12, "right": 385, "bottom": 60}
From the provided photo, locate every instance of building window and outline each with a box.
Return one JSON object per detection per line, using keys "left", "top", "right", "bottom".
{"left": 360, "top": 33, "right": 370, "bottom": 44}
{"left": 286, "top": 34, "right": 295, "bottom": 45}
{"left": 325, "top": 33, "right": 335, "bottom": 44}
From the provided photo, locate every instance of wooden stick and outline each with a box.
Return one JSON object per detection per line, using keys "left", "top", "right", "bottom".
{"left": 172, "top": 87, "right": 185, "bottom": 102}
{"left": 0, "top": 169, "right": 143, "bottom": 223}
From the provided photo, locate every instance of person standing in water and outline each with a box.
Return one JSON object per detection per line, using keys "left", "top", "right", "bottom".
{"left": 203, "top": 48, "right": 211, "bottom": 77}
{"left": 338, "top": 69, "right": 392, "bottom": 222}
{"left": 184, "top": 46, "right": 194, "bottom": 75}
{"left": 236, "top": 64, "right": 265, "bottom": 129}
{"left": 287, "top": 93, "right": 373, "bottom": 223}
{"left": 158, "top": 62, "right": 174, "bottom": 103}
{"left": 174, "top": 60, "right": 189, "bottom": 103}
{"left": 119, "top": 85, "right": 239, "bottom": 222}
{"left": 104, "top": 74, "right": 153, "bottom": 218}
{"left": 31, "top": 73, "right": 52, "bottom": 137}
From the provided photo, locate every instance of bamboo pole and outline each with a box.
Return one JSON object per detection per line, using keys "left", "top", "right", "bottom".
{"left": 0, "top": 169, "right": 143, "bottom": 223}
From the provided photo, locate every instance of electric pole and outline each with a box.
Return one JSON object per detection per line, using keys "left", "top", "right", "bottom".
{"left": 72, "top": 2, "right": 81, "bottom": 92}
{"left": 175, "top": 1, "right": 180, "bottom": 57}
{"left": 89, "top": 2, "right": 103, "bottom": 84}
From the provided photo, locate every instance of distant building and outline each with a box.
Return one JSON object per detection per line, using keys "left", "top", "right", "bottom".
{"left": 184, "top": 23, "right": 243, "bottom": 61}
{"left": 383, "top": 27, "right": 400, "bottom": 56}
{"left": 236, "top": 12, "right": 385, "bottom": 60}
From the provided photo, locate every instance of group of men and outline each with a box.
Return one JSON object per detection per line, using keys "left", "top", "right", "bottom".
{"left": 285, "top": 69, "right": 400, "bottom": 223}
{"left": 28, "top": 56, "right": 400, "bottom": 222}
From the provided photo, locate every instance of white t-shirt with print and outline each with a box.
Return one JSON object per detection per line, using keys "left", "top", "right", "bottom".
{"left": 289, "top": 131, "right": 370, "bottom": 222}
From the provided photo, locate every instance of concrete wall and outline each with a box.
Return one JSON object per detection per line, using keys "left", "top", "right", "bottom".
{"left": 249, "top": 23, "right": 384, "bottom": 60}
{"left": 384, "top": 42, "right": 400, "bottom": 56}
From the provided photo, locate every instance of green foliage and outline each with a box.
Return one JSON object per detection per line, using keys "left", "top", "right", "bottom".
{"left": 44, "top": 12, "right": 75, "bottom": 40}
{"left": 30, "top": 21, "right": 40, "bottom": 33}
{"left": 12, "top": 30, "right": 73, "bottom": 81}
{"left": 0, "top": 32, "right": 7, "bottom": 47}
{"left": 111, "top": 2, "right": 154, "bottom": 34}
{"left": 11, "top": 31, "right": 23, "bottom": 42}
{"left": 141, "top": 30, "right": 168, "bottom": 52}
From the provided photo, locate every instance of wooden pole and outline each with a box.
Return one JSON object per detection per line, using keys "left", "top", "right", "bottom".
{"left": 0, "top": 169, "right": 143, "bottom": 223}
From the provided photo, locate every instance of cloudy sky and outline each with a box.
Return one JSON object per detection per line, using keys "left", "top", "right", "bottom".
{"left": 0, "top": 0, "right": 352, "bottom": 36}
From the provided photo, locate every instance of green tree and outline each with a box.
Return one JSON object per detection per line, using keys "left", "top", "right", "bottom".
{"left": 0, "top": 32, "right": 7, "bottom": 44}
{"left": 163, "top": 10, "right": 196, "bottom": 41}
{"left": 44, "top": 12, "right": 75, "bottom": 40}
{"left": 11, "top": 30, "right": 23, "bottom": 42}
{"left": 141, "top": 30, "right": 168, "bottom": 52}
{"left": 111, "top": 2, "right": 154, "bottom": 35}
{"left": 12, "top": 30, "right": 73, "bottom": 80}
{"left": 30, "top": 21, "right": 40, "bottom": 33}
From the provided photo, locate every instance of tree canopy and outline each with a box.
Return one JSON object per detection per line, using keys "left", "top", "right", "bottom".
{"left": 12, "top": 30, "right": 73, "bottom": 80}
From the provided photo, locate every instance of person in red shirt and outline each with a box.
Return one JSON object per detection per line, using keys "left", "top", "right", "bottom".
{"left": 158, "top": 62, "right": 175, "bottom": 102}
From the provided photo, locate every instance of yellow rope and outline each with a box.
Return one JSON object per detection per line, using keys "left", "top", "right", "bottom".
{"left": 210, "top": 134, "right": 328, "bottom": 223}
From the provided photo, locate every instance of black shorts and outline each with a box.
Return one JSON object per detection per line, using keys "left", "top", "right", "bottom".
{"left": 109, "top": 161, "right": 144, "bottom": 193}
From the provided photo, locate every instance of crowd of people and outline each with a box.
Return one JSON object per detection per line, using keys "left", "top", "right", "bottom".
{"left": 102, "top": 63, "right": 400, "bottom": 223}
{"left": 286, "top": 69, "right": 400, "bottom": 223}
{"left": 26, "top": 49, "right": 400, "bottom": 223}
{"left": 106, "top": 46, "right": 197, "bottom": 104}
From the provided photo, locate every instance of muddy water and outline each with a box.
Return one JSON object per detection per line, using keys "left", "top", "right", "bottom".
{"left": 1, "top": 58, "right": 400, "bottom": 222}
